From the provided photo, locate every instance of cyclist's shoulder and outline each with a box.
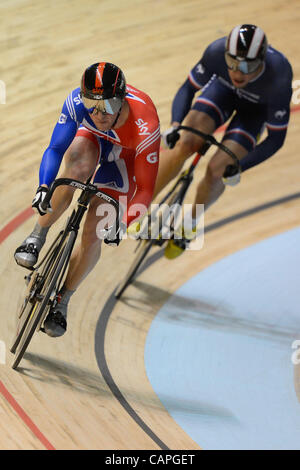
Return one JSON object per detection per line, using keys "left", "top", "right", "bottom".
{"left": 126, "top": 84, "right": 158, "bottom": 111}
{"left": 126, "top": 84, "right": 160, "bottom": 129}
{"left": 263, "top": 47, "right": 293, "bottom": 98}
{"left": 119, "top": 86, "right": 160, "bottom": 153}
{"left": 62, "top": 87, "right": 85, "bottom": 122}
{"left": 266, "top": 46, "right": 293, "bottom": 78}
{"left": 191, "top": 37, "right": 226, "bottom": 73}
{"left": 205, "top": 36, "right": 226, "bottom": 54}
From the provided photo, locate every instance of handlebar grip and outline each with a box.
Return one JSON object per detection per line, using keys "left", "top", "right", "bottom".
{"left": 167, "top": 129, "right": 180, "bottom": 149}
{"left": 39, "top": 180, "right": 59, "bottom": 212}
{"left": 41, "top": 188, "right": 54, "bottom": 212}
{"left": 177, "top": 125, "right": 239, "bottom": 166}
{"left": 40, "top": 198, "right": 50, "bottom": 212}
{"left": 38, "top": 178, "right": 120, "bottom": 214}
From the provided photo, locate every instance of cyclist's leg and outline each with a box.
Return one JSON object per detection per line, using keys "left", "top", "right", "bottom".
{"left": 63, "top": 198, "right": 107, "bottom": 290}
{"left": 168, "top": 137, "right": 250, "bottom": 258}
{"left": 153, "top": 111, "right": 216, "bottom": 199}
{"left": 153, "top": 76, "right": 234, "bottom": 199}
{"left": 43, "top": 197, "right": 109, "bottom": 337}
{"left": 57, "top": 145, "right": 136, "bottom": 292}
{"left": 192, "top": 140, "right": 248, "bottom": 213}
{"left": 192, "top": 106, "right": 265, "bottom": 214}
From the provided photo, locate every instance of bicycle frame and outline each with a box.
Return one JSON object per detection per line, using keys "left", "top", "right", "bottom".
{"left": 11, "top": 177, "right": 119, "bottom": 369}
{"left": 173, "top": 125, "right": 240, "bottom": 168}
{"left": 42, "top": 177, "right": 119, "bottom": 224}
{"left": 115, "top": 125, "right": 239, "bottom": 298}
{"left": 42, "top": 178, "right": 119, "bottom": 299}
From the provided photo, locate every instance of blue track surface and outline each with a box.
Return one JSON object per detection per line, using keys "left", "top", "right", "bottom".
{"left": 145, "top": 227, "right": 300, "bottom": 450}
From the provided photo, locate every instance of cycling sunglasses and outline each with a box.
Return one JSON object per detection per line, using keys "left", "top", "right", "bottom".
{"left": 80, "top": 93, "right": 123, "bottom": 115}
{"left": 225, "top": 52, "right": 262, "bottom": 74}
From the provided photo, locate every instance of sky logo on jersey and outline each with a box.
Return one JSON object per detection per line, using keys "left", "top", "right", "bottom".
{"left": 74, "top": 94, "right": 82, "bottom": 106}
{"left": 135, "top": 118, "right": 151, "bottom": 135}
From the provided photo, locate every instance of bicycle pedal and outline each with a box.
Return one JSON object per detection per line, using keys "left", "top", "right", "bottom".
{"left": 154, "top": 237, "right": 165, "bottom": 246}
{"left": 164, "top": 239, "right": 187, "bottom": 260}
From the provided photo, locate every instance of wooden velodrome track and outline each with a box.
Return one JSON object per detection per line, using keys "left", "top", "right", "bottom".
{"left": 0, "top": 0, "right": 299, "bottom": 450}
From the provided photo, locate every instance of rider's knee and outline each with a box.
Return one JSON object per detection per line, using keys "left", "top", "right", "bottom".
{"left": 178, "top": 132, "right": 203, "bottom": 157}
{"left": 81, "top": 222, "right": 102, "bottom": 248}
{"left": 205, "top": 161, "right": 224, "bottom": 184}
{"left": 180, "top": 110, "right": 216, "bottom": 157}
{"left": 206, "top": 156, "right": 227, "bottom": 181}
{"left": 65, "top": 150, "right": 94, "bottom": 181}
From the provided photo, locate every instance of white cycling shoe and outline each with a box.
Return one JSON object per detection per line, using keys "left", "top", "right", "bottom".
{"left": 14, "top": 236, "right": 45, "bottom": 268}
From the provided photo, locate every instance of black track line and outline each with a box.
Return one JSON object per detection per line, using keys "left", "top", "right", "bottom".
{"left": 94, "top": 289, "right": 170, "bottom": 450}
{"left": 94, "top": 191, "right": 300, "bottom": 449}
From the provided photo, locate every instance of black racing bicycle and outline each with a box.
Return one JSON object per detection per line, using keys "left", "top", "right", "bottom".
{"left": 114, "top": 125, "right": 240, "bottom": 299}
{"left": 10, "top": 177, "right": 119, "bottom": 370}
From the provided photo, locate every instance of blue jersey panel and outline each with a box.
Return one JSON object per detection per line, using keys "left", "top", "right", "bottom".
{"left": 39, "top": 88, "right": 92, "bottom": 185}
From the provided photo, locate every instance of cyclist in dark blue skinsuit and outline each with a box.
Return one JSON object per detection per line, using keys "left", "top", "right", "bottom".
{"left": 154, "top": 24, "right": 293, "bottom": 258}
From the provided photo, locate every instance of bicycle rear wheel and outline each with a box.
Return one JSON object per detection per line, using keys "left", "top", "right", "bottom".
{"left": 11, "top": 231, "right": 76, "bottom": 370}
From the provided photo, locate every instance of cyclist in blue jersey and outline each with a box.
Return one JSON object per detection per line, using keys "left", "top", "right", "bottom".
{"left": 154, "top": 24, "right": 293, "bottom": 258}
{"left": 14, "top": 62, "right": 160, "bottom": 337}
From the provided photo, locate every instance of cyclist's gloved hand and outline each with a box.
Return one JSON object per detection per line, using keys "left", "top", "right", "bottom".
{"left": 32, "top": 186, "right": 53, "bottom": 216}
{"left": 222, "top": 164, "right": 241, "bottom": 186}
{"left": 161, "top": 126, "right": 180, "bottom": 149}
{"left": 104, "top": 221, "right": 127, "bottom": 247}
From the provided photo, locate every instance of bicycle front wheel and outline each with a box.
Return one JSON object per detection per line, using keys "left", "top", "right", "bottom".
{"left": 11, "top": 231, "right": 76, "bottom": 370}
{"left": 10, "top": 270, "right": 43, "bottom": 354}
{"left": 10, "top": 301, "right": 37, "bottom": 355}
{"left": 115, "top": 189, "right": 185, "bottom": 299}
